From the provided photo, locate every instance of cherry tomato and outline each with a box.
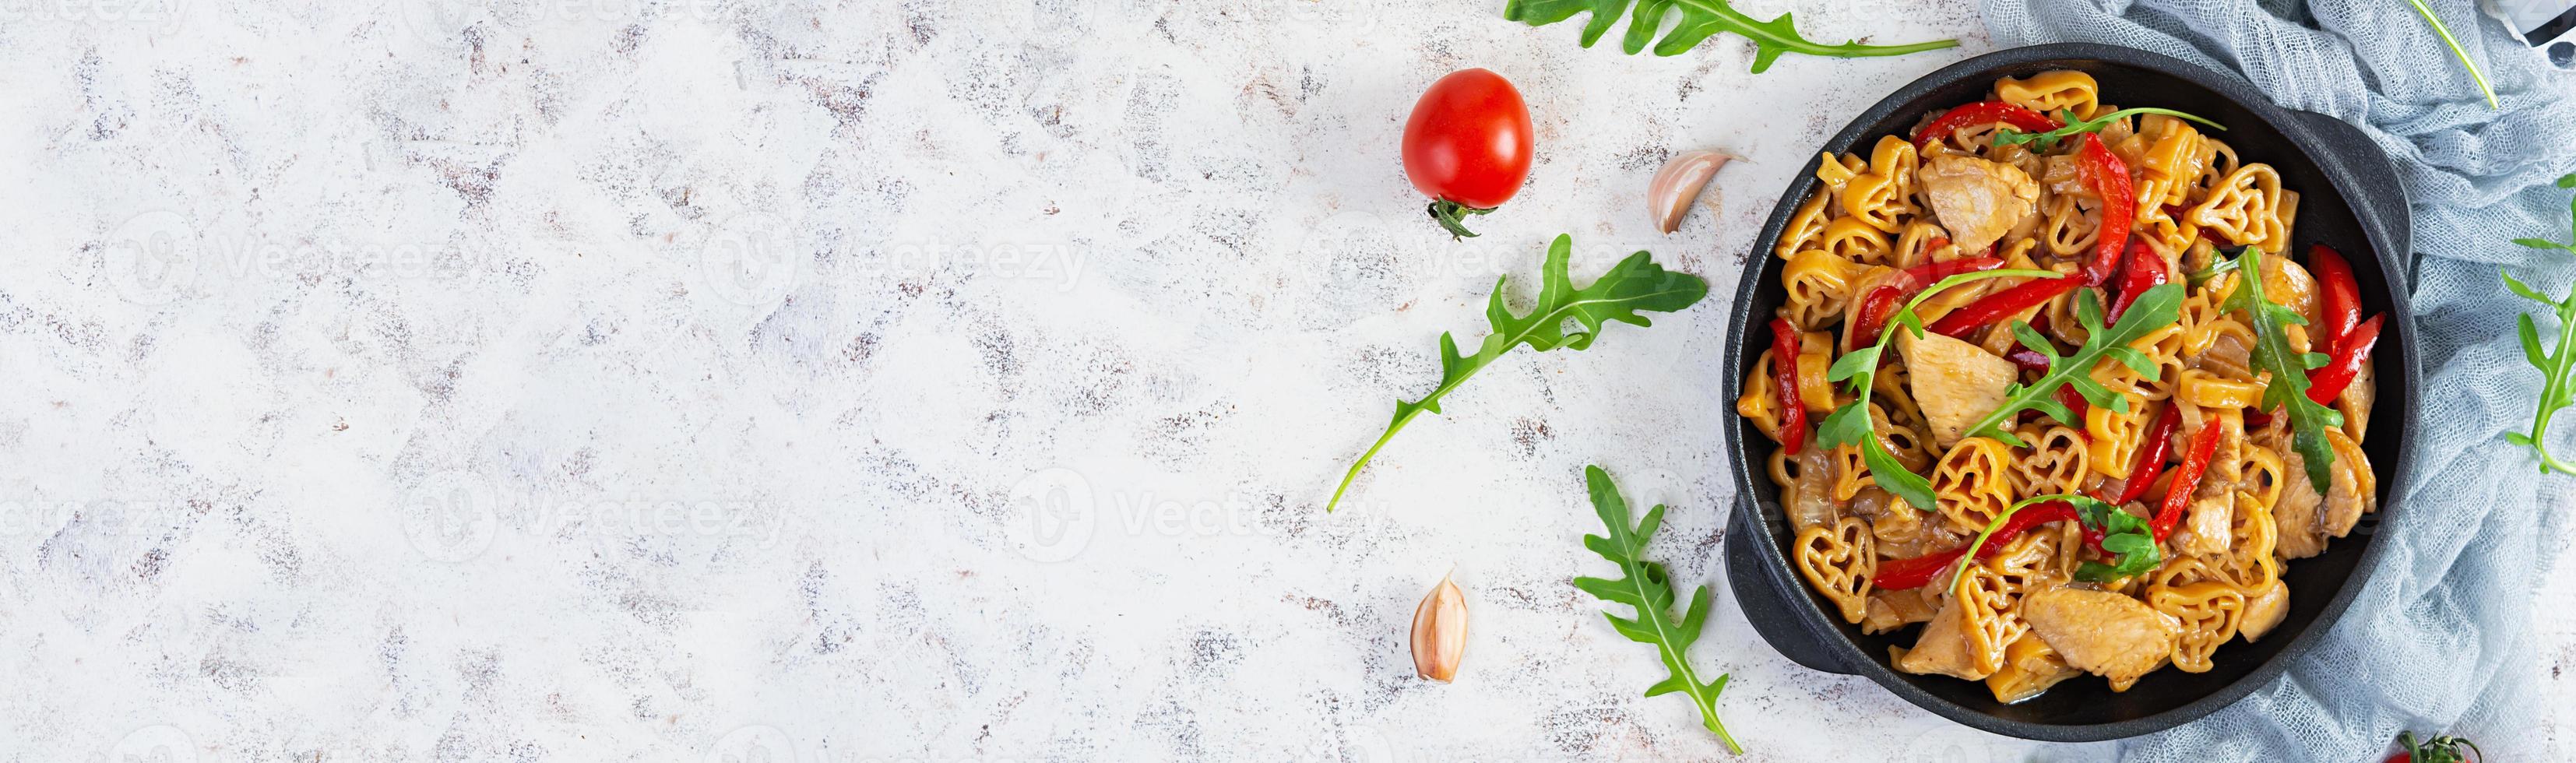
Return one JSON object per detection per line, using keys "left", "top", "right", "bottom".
{"left": 1402, "top": 68, "right": 1533, "bottom": 239}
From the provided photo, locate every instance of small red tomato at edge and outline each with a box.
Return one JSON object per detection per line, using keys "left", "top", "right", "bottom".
{"left": 1402, "top": 68, "right": 1533, "bottom": 240}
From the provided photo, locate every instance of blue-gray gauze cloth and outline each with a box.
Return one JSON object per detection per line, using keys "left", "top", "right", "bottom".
{"left": 1983, "top": 0, "right": 2576, "bottom": 760}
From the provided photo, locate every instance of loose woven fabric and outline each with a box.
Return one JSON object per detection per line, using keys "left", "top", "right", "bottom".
{"left": 1982, "top": 1, "right": 2576, "bottom": 760}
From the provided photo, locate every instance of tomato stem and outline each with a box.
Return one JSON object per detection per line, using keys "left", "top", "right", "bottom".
{"left": 1426, "top": 199, "right": 1497, "bottom": 240}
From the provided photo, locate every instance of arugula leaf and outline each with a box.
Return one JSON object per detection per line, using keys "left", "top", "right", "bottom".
{"left": 1573, "top": 466, "right": 1740, "bottom": 754}
{"left": 1502, "top": 0, "right": 1958, "bottom": 74}
{"left": 2072, "top": 500, "right": 2160, "bottom": 582}
{"left": 1957, "top": 284, "right": 2187, "bottom": 448}
{"left": 2403, "top": 0, "right": 2499, "bottom": 110}
{"left": 2224, "top": 248, "right": 2345, "bottom": 491}
{"left": 1991, "top": 107, "right": 2225, "bottom": 153}
{"left": 2505, "top": 173, "right": 2576, "bottom": 474}
{"left": 2185, "top": 255, "right": 2243, "bottom": 288}
{"left": 1818, "top": 269, "right": 2059, "bottom": 512}
{"left": 1943, "top": 494, "right": 2148, "bottom": 594}
{"left": 1328, "top": 234, "right": 1708, "bottom": 512}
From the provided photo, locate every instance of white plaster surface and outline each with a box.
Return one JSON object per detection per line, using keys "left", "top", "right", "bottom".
{"left": 0, "top": 0, "right": 2567, "bottom": 761}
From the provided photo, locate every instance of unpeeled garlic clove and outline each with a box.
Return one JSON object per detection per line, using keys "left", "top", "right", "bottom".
{"left": 1410, "top": 571, "right": 1469, "bottom": 682}
{"left": 1649, "top": 149, "right": 1736, "bottom": 234}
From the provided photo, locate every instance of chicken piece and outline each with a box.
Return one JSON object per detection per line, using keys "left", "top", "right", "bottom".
{"left": 1900, "top": 331, "right": 2018, "bottom": 448}
{"left": 1920, "top": 154, "right": 2042, "bottom": 253}
{"left": 2022, "top": 587, "right": 2180, "bottom": 691}
{"left": 1896, "top": 595, "right": 1999, "bottom": 680}
{"left": 2238, "top": 580, "right": 2290, "bottom": 642}
{"left": 1861, "top": 586, "right": 1940, "bottom": 635}
{"left": 2273, "top": 429, "right": 2376, "bottom": 560}
{"left": 1986, "top": 633, "right": 2082, "bottom": 705}
{"left": 2170, "top": 494, "right": 2233, "bottom": 557}
{"left": 2338, "top": 357, "right": 2375, "bottom": 444}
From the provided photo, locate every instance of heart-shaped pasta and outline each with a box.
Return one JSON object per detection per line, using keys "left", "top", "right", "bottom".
{"left": 1892, "top": 220, "right": 1948, "bottom": 269}
{"left": 2221, "top": 490, "right": 2282, "bottom": 591}
{"left": 1796, "top": 516, "right": 1876, "bottom": 624}
{"left": 2085, "top": 390, "right": 2152, "bottom": 480}
{"left": 2188, "top": 164, "right": 2285, "bottom": 251}
{"left": 1934, "top": 437, "right": 2017, "bottom": 533}
{"left": 1816, "top": 151, "right": 1868, "bottom": 195}
{"left": 1840, "top": 172, "right": 1908, "bottom": 233}
{"left": 2148, "top": 580, "right": 2245, "bottom": 673}
{"left": 1776, "top": 194, "right": 1832, "bottom": 260}
{"left": 2010, "top": 424, "right": 2092, "bottom": 495}
{"left": 1782, "top": 249, "right": 1865, "bottom": 329}
{"left": 2041, "top": 195, "right": 2100, "bottom": 258}
{"left": 1870, "top": 135, "right": 1920, "bottom": 209}
{"left": 1824, "top": 216, "right": 1894, "bottom": 265}
{"left": 1994, "top": 69, "right": 2099, "bottom": 118}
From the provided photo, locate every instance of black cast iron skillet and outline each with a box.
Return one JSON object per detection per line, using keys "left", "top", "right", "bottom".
{"left": 1719, "top": 44, "right": 2419, "bottom": 741}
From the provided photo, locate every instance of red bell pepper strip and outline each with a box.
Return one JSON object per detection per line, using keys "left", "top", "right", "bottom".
{"left": 2306, "top": 313, "right": 2384, "bottom": 405}
{"left": 1769, "top": 317, "right": 1808, "bottom": 453}
{"left": 2243, "top": 409, "right": 2272, "bottom": 428}
{"left": 1910, "top": 101, "right": 2063, "bottom": 150}
{"left": 1874, "top": 501, "right": 2082, "bottom": 590}
{"left": 2106, "top": 239, "right": 2167, "bottom": 322}
{"left": 2308, "top": 243, "right": 2363, "bottom": 349}
{"left": 1846, "top": 256, "right": 2008, "bottom": 349}
{"left": 2098, "top": 402, "right": 2178, "bottom": 506}
{"left": 2049, "top": 385, "right": 2090, "bottom": 427}
{"left": 2150, "top": 414, "right": 2223, "bottom": 542}
{"left": 2076, "top": 133, "right": 2135, "bottom": 286}
{"left": 1926, "top": 276, "right": 2079, "bottom": 337}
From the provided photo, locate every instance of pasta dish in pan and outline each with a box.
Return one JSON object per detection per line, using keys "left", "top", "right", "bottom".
{"left": 1737, "top": 70, "right": 2385, "bottom": 703}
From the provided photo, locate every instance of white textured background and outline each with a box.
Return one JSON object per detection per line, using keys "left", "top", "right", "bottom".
{"left": 0, "top": 0, "right": 2567, "bottom": 760}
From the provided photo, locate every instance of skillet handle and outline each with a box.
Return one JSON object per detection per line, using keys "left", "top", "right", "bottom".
{"left": 2287, "top": 110, "right": 2414, "bottom": 287}
{"left": 1725, "top": 497, "right": 1856, "bottom": 675}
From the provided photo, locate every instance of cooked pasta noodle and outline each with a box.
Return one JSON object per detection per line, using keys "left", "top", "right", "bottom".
{"left": 1751, "top": 72, "right": 2381, "bottom": 704}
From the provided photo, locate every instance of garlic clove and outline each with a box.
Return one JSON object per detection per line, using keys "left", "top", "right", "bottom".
{"left": 1649, "top": 149, "right": 1736, "bottom": 234}
{"left": 1410, "top": 571, "right": 1469, "bottom": 682}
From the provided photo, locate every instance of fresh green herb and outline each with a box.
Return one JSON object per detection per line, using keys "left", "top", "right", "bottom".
{"left": 1817, "top": 269, "right": 2058, "bottom": 512}
{"left": 1501, "top": 0, "right": 1958, "bottom": 74}
{"left": 2394, "top": 731, "right": 2484, "bottom": 763}
{"left": 2225, "top": 248, "right": 2345, "bottom": 491}
{"left": 2072, "top": 500, "right": 2160, "bottom": 582}
{"left": 1992, "top": 107, "right": 2226, "bottom": 153}
{"left": 1943, "top": 494, "right": 2152, "bottom": 595}
{"left": 2403, "top": 0, "right": 2500, "bottom": 110}
{"left": 2507, "top": 174, "right": 2576, "bottom": 474}
{"left": 1328, "top": 234, "right": 1708, "bottom": 512}
{"left": 1957, "top": 284, "right": 2187, "bottom": 448}
{"left": 2186, "top": 255, "right": 2243, "bottom": 287}
{"left": 1573, "top": 466, "right": 1740, "bottom": 754}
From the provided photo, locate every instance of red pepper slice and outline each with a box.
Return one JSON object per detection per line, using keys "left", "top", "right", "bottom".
{"left": 2098, "top": 402, "right": 2178, "bottom": 506}
{"left": 1910, "top": 101, "right": 2063, "bottom": 150}
{"left": 1846, "top": 256, "right": 2008, "bottom": 349}
{"left": 2052, "top": 384, "right": 2091, "bottom": 427}
{"left": 2151, "top": 414, "right": 2223, "bottom": 542}
{"left": 1926, "top": 276, "right": 2079, "bottom": 337}
{"left": 1769, "top": 317, "right": 1808, "bottom": 453}
{"left": 2309, "top": 243, "right": 2363, "bottom": 349}
{"left": 1874, "top": 502, "right": 2081, "bottom": 589}
{"left": 2106, "top": 239, "right": 2167, "bottom": 322}
{"left": 2076, "top": 134, "right": 2135, "bottom": 286}
{"left": 2306, "top": 313, "right": 2384, "bottom": 405}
